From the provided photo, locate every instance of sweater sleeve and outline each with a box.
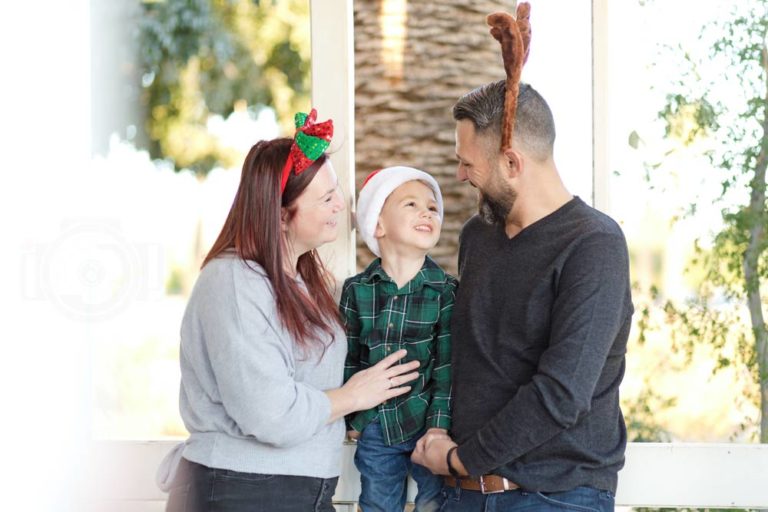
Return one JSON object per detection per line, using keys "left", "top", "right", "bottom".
{"left": 201, "top": 265, "right": 332, "bottom": 448}
{"left": 457, "top": 231, "right": 631, "bottom": 475}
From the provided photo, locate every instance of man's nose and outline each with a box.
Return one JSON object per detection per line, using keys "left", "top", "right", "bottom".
{"left": 456, "top": 164, "right": 468, "bottom": 182}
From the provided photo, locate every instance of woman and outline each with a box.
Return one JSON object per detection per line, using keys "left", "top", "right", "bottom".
{"left": 161, "top": 110, "right": 419, "bottom": 511}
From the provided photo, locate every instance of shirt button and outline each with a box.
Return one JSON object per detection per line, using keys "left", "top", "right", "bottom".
{"left": 388, "top": 323, "right": 394, "bottom": 328}
{"left": 393, "top": 296, "right": 399, "bottom": 301}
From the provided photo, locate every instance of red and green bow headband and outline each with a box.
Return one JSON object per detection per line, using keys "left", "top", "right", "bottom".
{"left": 280, "top": 108, "right": 334, "bottom": 194}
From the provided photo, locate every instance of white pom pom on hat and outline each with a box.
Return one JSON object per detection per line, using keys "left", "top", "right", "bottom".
{"left": 355, "top": 166, "right": 444, "bottom": 257}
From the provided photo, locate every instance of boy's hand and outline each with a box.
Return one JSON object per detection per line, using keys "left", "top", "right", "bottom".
{"left": 347, "top": 430, "right": 361, "bottom": 441}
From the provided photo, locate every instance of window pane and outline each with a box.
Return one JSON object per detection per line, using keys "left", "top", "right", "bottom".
{"left": 89, "top": 0, "right": 312, "bottom": 439}
{"left": 602, "top": 0, "right": 761, "bottom": 442}
{"left": 353, "top": 0, "right": 593, "bottom": 273}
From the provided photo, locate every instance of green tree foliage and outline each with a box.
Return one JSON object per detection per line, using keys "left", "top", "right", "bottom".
{"left": 137, "top": 0, "right": 310, "bottom": 176}
{"left": 640, "top": 1, "right": 768, "bottom": 442}
{"left": 623, "top": 386, "right": 675, "bottom": 443}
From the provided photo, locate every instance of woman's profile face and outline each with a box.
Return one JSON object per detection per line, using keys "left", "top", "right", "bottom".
{"left": 284, "top": 160, "right": 345, "bottom": 256}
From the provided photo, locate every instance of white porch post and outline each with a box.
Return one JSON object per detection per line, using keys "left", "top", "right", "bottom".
{"left": 310, "top": 0, "right": 356, "bottom": 282}
{"left": 592, "top": 0, "right": 609, "bottom": 211}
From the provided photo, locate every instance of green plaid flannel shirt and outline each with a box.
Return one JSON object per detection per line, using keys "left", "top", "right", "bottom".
{"left": 341, "top": 256, "right": 458, "bottom": 445}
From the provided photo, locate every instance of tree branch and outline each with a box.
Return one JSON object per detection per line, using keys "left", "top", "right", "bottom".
{"left": 743, "top": 42, "right": 768, "bottom": 442}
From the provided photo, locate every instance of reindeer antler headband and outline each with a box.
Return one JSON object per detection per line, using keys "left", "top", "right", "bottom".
{"left": 487, "top": 2, "right": 531, "bottom": 151}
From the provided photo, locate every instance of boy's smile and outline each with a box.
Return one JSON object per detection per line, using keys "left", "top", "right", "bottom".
{"left": 375, "top": 180, "right": 442, "bottom": 255}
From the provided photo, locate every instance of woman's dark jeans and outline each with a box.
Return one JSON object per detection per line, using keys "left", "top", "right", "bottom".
{"left": 166, "top": 458, "right": 339, "bottom": 512}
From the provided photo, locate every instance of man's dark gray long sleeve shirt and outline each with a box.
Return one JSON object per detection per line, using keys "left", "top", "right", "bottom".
{"left": 451, "top": 197, "right": 633, "bottom": 493}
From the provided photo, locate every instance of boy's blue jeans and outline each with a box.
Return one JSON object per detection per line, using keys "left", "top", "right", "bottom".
{"left": 354, "top": 419, "right": 444, "bottom": 512}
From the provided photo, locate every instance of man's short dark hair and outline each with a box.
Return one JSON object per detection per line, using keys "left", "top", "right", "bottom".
{"left": 452, "top": 80, "right": 556, "bottom": 161}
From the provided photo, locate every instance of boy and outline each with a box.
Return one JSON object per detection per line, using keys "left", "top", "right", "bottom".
{"left": 341, "top": 166, "right": 458, "bottom": 512}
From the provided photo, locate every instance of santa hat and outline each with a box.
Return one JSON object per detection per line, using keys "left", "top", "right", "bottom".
{"left": 356, "top": 166, "right": 444, "bottom": 257}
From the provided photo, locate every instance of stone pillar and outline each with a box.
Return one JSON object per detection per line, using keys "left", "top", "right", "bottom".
{"left": 353, "top": 0, "right": 516, "bottom": 275}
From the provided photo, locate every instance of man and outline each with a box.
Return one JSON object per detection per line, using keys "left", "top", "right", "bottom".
{"left": 411, "top": 80, "right": 633, "bottom": 511}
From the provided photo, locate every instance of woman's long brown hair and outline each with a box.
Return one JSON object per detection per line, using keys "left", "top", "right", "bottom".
{"left": 202, "top": 138, "right": 341, "bottom": 351}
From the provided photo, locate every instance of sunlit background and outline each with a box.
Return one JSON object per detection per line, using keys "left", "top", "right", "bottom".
{"left": 2, "top": 0, "right": 766, "bottom": 509}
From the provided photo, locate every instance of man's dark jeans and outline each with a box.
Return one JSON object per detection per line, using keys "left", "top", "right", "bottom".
{"left": 439, "top": 484, "right": 615, "bottom": 512}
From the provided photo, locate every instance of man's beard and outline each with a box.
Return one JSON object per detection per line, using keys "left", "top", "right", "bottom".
{"left": 478, "top": 183, "right": 516, "bottom": 225}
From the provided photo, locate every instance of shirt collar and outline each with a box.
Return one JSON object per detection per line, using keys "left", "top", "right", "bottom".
{"left": 361, "top": 256, "right": 446, "bottom": 293}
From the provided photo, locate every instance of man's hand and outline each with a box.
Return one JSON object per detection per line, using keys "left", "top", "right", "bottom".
{"left": 346, "top": 430, "right": 360, "bottom": 441}
{"left": 414, "top": 428, "right": 448, "bottom": 453}
{"left": 411, "top": 431, "right": 467, "bottom": 476}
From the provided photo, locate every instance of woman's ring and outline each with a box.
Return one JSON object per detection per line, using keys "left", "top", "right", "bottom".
{"left": 389, "top": 378, "right": 394, "bottom": 388}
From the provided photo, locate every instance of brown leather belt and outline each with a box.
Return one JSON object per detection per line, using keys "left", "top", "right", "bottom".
{"left": 445, "top": 475, "right": 520, "bottom": 494}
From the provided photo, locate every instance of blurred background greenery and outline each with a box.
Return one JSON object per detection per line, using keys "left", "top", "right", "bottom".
{"left": 138, "top": 0, "right": 311, "bottom": 176}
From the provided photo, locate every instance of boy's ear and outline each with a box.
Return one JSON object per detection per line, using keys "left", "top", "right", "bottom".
{"left": 374, "top": 217, "right": 385, "bottom": 238}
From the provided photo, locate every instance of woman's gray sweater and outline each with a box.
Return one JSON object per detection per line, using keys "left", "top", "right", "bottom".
{"left": 178, "top": 256, "right": 346, "bottom": 478}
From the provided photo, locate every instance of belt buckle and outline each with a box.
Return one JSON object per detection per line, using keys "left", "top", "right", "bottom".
{"left": 479, "top": 475, "right": 505, "bottom": 494}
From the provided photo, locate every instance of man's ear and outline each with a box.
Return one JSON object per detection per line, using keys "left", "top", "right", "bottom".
{"left": 502, "top": 148, "right": 523, "bottom": 179}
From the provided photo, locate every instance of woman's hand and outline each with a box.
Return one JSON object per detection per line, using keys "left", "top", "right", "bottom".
{"left": 343, "top": 349, "right": 420, "bottom": 410}
{"left": 326, "top": 349, "right": 419, "bottom": 423}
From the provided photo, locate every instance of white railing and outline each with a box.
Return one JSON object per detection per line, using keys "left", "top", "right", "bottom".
{"left": 85, "top": 441, "right": 768, "bottom": 511}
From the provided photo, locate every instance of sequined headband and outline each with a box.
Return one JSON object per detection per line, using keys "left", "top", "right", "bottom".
{"left": 280, "top": 108, "right": 334, "bottom": 194}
